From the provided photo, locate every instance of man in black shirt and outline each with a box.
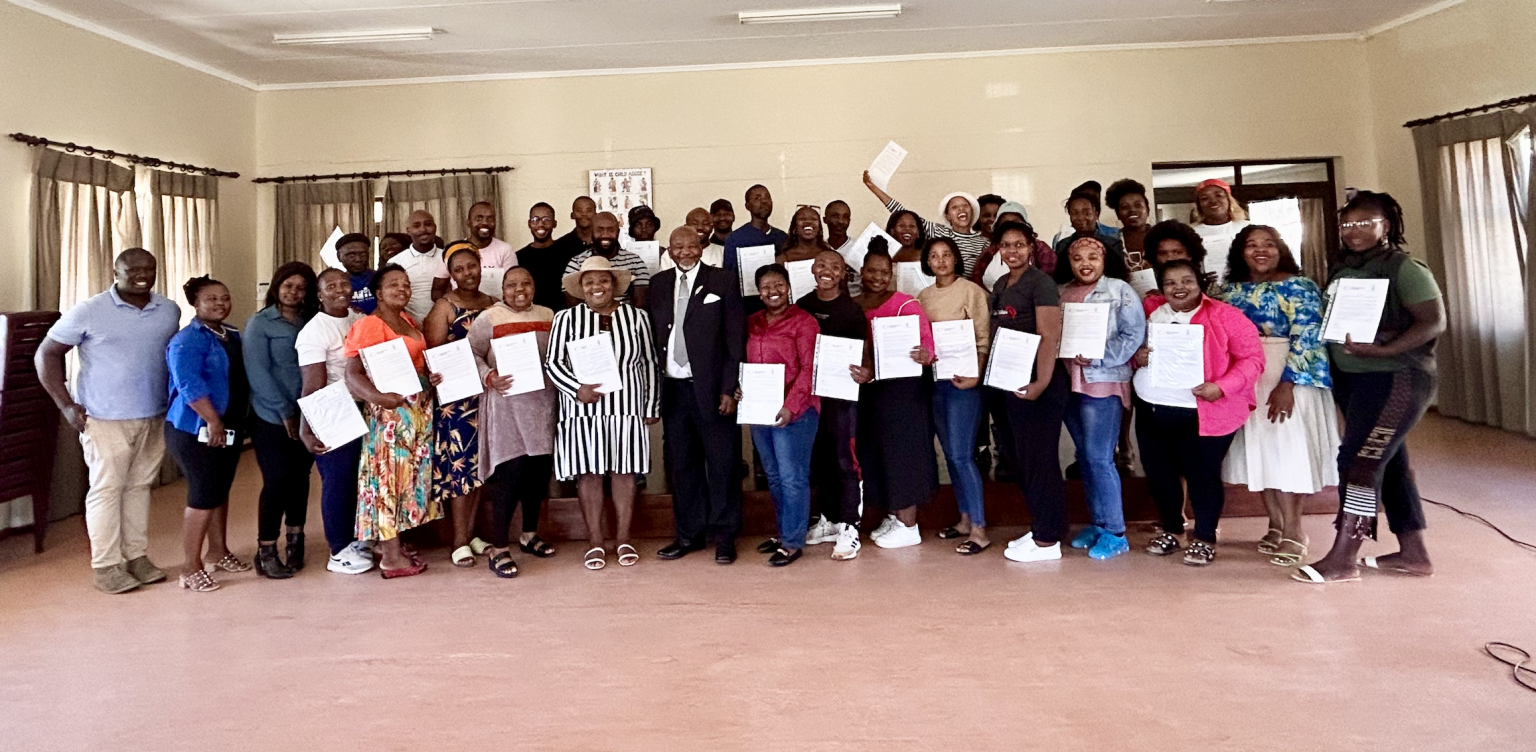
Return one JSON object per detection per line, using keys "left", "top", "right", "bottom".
{"left": 515, "top": 201, "right": 579, "bottom": 311}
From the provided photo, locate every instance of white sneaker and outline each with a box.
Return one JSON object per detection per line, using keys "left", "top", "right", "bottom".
{"left": 875, "top": 520, "right": 921, "bottom": 549}
{"left": 327, "top": 542, "right": 375, "bottom": 574}
{"left": 870, "top": 515, "right": 898, "bottom": 541}
{"left": 806, "top": 516, "right": 837, "bottom": 545}
{"left": 1003, "top": 533, "right": 1062, "bottom": 563}
{"left": 831, "top": 524, "right": 861, "bottom": 560}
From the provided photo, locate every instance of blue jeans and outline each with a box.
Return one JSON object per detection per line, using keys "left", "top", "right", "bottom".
{"left": 1063, "top": 392, "right": 1126, "bottom": 535}
{"left": 313, "top": 437, "right": 363, "bottom": 555}
{"left": 932, "top": 381, "right": 986, "bottom": 527}
{"left": 752, "top": 409, "right": 820, "bottom": 550}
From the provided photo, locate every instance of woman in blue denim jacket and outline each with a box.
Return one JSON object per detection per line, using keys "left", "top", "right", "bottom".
{"left": 1053, "top": 238, "right": 1146, "bottom": 559}
{"left": 165, "top": 276, "right": 252, "bottom": 592}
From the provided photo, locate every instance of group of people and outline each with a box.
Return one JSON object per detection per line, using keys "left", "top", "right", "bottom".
{"left": 37, "top": 177, "right": 1444, "bottom": 593}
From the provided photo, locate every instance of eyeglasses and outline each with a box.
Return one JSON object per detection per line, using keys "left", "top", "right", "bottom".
{"left": 796, "top": 204, "right": 822, "bottom": 211}
{"left": 1340, "top": 218, "right": 1386, "bottom": 231}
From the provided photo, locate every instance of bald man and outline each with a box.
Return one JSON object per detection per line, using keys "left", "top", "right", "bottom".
{"left": 648, "top": 226, "right": 746, "bottom": 563}
{"left": 465, "top": 201, "right": 518, "bottom": 268}
{"left": 37, "top": 248, "right": 182, "bottom": 593}
{"left": 660, "top": 207, "right": 726, "bottom": 271}
{"left": 396, "top": 209, "right": 449, "bottom": 320}
{"left": 562, "top": 211, "right": 651, "bottom": 309}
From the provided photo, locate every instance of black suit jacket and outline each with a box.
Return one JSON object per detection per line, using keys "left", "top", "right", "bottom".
{"left": 647, "top": 263, "right": 745, "bottom": 416}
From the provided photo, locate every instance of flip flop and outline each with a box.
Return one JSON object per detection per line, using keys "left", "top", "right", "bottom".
{"left": 1359, "top": 556, "right": 1434, "bottom": 577}
{"left": 584, "top": 547, "right": 607, "bottom": 571}
{"left": 451, "top": 545, "right": 475, "bottom": 567}
{"left": 955, "top": 540, "right": 991, "bottom": 556}
{"left": 1291, "top": 564, "right": 1360, "bottom": 585}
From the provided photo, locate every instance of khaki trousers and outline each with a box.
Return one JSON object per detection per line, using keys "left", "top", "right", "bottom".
{"left": 79, "top": 417, "right": 165, "bottom": 568}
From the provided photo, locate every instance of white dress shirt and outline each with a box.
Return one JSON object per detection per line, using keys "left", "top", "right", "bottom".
{"left": 665, "top": 263, "right": 698, "bottom": 379}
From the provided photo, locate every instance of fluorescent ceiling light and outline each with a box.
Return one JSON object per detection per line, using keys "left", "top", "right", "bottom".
{"left": 273, "top": 28, "right": 435, "bottom": 46}
{"left": 738, "top": 4, "right": 901, "bottom": 25}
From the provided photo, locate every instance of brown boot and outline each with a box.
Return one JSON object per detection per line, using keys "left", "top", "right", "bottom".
{"left": 124, "top": 556, "right": 168, "bottom": 585}
{"left": 93, "top": 564, "right": 141, "bottom": 594}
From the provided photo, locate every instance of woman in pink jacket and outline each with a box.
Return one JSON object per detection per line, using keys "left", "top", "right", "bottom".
{"left": 1132, "top": 258, "right": 1264, "bottom": 566}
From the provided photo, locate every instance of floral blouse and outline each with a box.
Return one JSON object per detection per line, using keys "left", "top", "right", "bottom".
{"left": 1217, "top": 276, "right": 1330, "bottom": 389}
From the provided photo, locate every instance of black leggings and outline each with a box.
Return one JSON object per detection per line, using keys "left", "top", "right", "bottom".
{"left": 1134, "top": 399, "right": 1236, "bottom": 544}
{"left": 251, "top": 417, "right": 314, "bottom": 540}
{"left": 1333, "top": 368, "right": 1435, "bottom": 538}
{"left": 810, "top": 398, "right": 861, "bottom": 527}
{"left": 485, "top": 454, "right": 554, "bottom": 548}
{"left": 164, "top": 424, "right": 244, "bottom": 511}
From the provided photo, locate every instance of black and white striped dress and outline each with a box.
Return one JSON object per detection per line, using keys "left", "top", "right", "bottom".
{"left": 545, "top": 302, "right": 661, "bottom": 480}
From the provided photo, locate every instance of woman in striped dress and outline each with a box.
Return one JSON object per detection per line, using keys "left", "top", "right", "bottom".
{"left": 545, "top": 256, "right": 661, "bottom": 571}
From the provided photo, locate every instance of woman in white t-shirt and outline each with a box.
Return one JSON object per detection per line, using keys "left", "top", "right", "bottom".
{"left": 1189, "top": 179, "right": 1250, "bottom": 282}
{"left": 295, "top": 268, "right": 370, "bottom": 575}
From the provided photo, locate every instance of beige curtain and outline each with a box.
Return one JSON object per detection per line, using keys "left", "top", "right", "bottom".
{"left": 31, "top": 150, "right": 140, "bottom": 312}
{"left": 274, "top": 181, "right": 370, "bottom": 268}
{"left": 382, "top": 174, "right": 502, "bottom": 242}
{"left": 1298, "top": 197, "right": 1328, "bottom": 285}
{"left": 143, "top": 169, "right": 217, "bottom": 322}
{"left": 1412, "top": 107, "right": 1536, "bottom": 436}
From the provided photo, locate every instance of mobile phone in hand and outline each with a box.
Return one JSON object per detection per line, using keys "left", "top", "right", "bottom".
{"left": 197, "top": 426, "right": 237, "bottom": 445}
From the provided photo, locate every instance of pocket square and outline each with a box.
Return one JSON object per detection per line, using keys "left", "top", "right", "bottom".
{"left": 703, "top": 293, "right": 721, "bottom": 304}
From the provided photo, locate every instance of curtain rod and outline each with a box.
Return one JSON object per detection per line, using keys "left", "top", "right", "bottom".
{"left": 7, "top": 132, "right": 239, "bottom": 178}
{"left": 1404, "top": 94, "right": 1536, "bottom": 129}
{"left": 252, "top": 165, "right": 513, "bottom": 184}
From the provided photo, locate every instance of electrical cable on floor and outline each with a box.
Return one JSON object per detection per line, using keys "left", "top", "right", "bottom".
{"left": 1420, "top": 497, "right": 1536, "bottom": 694}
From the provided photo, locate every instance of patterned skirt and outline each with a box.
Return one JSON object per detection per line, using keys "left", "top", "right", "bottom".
{"left": 356, "top": 392, "right": 442, "bottom": 541}
{"left": 554, "top": 415, "right": 651, "bottom": 481}
{"left": 433, "top": 395, "right": 483, "bottom": 502}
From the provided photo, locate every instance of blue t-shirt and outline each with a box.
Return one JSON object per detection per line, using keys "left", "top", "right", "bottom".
{"left": 46, "top": 287, "right": 181, "bottom": 420}
{"left": 722, "top": 223, "right": 789, "bottom": 273}
{"left": 349, "top": 270, "right": 377, "bottom": 314}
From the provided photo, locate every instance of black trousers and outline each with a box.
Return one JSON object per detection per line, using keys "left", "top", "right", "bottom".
{"left": 984, "top": 388, "right": 1015, "bottom": 472}
{"left": 485, "top": 453, "right": 554, "bottom": 548}
{"left": 663, "top": 378, "right": 742, "bottom": 545}
{"left": 1333, "top": 368, "right": 1435, "bottom": 538}
{"left": 1134, "top": 398, "right": 1236, "bottom": 543}
{"left": 810, "top": 398, "right": 861, "bottom": 527}
{"left": 251, "top": 417, "right": 314, "bottom": 541}
{"left": 164, "top": 423, "right": 244, "bottom": 511}
{"left": 1004, "top": 365, "right": 1070, "bottom": 542}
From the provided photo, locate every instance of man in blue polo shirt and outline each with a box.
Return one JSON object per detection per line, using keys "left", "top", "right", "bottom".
{"left": 335, "top": 232, "right": 376, "bottom": 314}
{"left": 35, "top": 248, "right": 182, "bottom": 594}
{"left": 722, "top": 184, "right": 789, "bottom": 275}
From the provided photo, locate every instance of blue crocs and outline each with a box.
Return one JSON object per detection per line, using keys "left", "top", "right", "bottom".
{"left": 1088, "top": 532, "right": 1130, "bottom": 560}
{"left": 1069, "top": 525, "right": 1103, "bottom": 550}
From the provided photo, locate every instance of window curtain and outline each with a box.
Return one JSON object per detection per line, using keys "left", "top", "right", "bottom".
{"left": 382, "top": 174, "right": 502, "bottom": 241}
{"left": 143, "top": 169, "right": 217, "bottom": 322}
{"left": 273, "top": 181, "right": 370, "bottom": 268}
{"left": 31, "top": 149, "right": 141, "bottom": 312}
{"left": 1412, "top": 107, "right": 1536, "bottom": 436}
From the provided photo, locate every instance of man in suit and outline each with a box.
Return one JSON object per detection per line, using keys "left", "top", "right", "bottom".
{"left": 649, "top": 225, "right": 746, "bottom": 564}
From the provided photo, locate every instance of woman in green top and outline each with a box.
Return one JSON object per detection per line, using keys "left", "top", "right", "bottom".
{"left": 1294, "top": 192, "right": 1446, "bottom": 585}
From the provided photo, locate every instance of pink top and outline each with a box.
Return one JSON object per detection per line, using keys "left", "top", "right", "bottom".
{"left": 747, "top": 305, "right": 821, "bottom": 421}
{"left": 1139, "top": 296, "right": 1265, "bottom": 436}
{"left": 1061, "top": 283, "right": 1132, "bottom": 407}
{"left": 863, "top": 292, "right": 935, "bottom": 356}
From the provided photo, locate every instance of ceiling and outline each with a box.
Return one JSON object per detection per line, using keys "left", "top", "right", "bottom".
{"left": 14, "top": 0, "right": 1458, "bottom": 88}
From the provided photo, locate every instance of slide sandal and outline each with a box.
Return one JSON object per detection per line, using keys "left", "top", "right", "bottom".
{"left": 1291, "top": 564, "right": 1359, "bottom": 585}
{"left": 469, "top": 537, "right": 492, "bottom": 556}
{"left": 583, "top": 547, "right": 607, "bottom": 570}
{"left": 451, "top": 545, "right": 475, "bottom": 567}
{"left": 617, "top": 544, "right": 639, "bottom": 567}
{"left": 1359, "top": 556, "right": 1433, "bottom": 577}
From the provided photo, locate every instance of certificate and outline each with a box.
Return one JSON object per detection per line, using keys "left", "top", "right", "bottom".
{"left": 1147, "top": 323, "right": 1206, "bottom": 389}
{"left": 984, "top": 328, "right": 1041, "bottom": 392}
{"left": 931, "top": 320, "right": 979, "bottom": 380}
{"left": 1322, "top": 278, "right": 1391, "bottom": 344}
{"left": 478, "top": 266, "right": 508, "bottom": 299}
{"left": 1129, "top": 268, "right": 1159, "bottom": 297}
{"left": 895, "top": 261, "right": 935, "bottom": 297}
{"left": 736, "top": 244, "right": 778, "bottom": 296}
{"left": 842, "top": 223, "right": 903, "bottom": 271}
{"left": 359, "top": 338, "right": 423, "bottom": 398}
{"left": 813, "top": 334, "right": 864, "bottom": 401}
{"left": 490, "top": 332, "right": 546, "bottom": 396}
{"left": 872, "top": 315, "right": 922, "bottom": 380}
{"left": 297, "top": 380, "right": 367, "bottom": 452}
{"left": 567, "top": 332, "right": 624, "bottom": 394}
{"left": 424, "top": 339, "right": 484, "bottom": 404}
{"left": 628, "top": 241, "right": 661, "bottom": 273}
{"left": 867, "top": 140, "right": 908, "bottom": 191}
{"left": 737, "top": 363, "right": 786, "bottom": 426}
{"left": 785, "top": 258, "right": 818, "bottom": 303}
{"left": 1060, "top": 302, "right": 1110, "bottom": 360}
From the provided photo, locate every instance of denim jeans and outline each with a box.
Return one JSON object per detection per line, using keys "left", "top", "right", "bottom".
{"left": 932, "top": 381, "right": 987, "bottom": 527}
{"left": 1063, "top": 392, "right": 1126, "bottom": 535}
{"left": 313, "top": 437, "right": 362, "bottom": 555}
{"left": 752, "top": 409, "right": 820, "bottom": 550}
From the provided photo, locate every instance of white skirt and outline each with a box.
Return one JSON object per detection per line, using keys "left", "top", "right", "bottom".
{"left": 1222, "top": 337, "right": 1341, "bottom": 494}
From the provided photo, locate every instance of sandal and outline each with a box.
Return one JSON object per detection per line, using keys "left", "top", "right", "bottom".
{"left": 1359, "top": 555, "right": 1434, "bottom": 577}
{"left": 937, "top": 527, "right": 967, "bottom": 540}
{"left": 380, "top": 560, "right": 428, "bottom": 579}
{"left": 1292, "top": 564, "right": 1360, "bottom": 584}
{"left": 451, "top": 545, "right": 475, "bottom": 568}
{"left": 488, "top": 551, "right": 518, "bottom": 579}
{"left": 955, "top": 540, "right": 991, "bottom": 555}
{"left": 584, "top": 547, "right": 607, "bottom": 571}
{"left": 519, "top": 534, "right": 556, "bottom": 558}
{"left": 1257, "top": 528, "right": 1283, "bottom": 555}
{"left": 1268, "top": 538, "right": 1308, "bottom": 567}
{"left": 210, "top": 553, "right": 251, "bottom": 573}
{"left": 617, "top": 544, "right": 639, "bottom": 567}
{"left": 468, "top": 537, "right": 492, "bottom": 556}
{"left": 401, "top": 544, "right": 424, "bottom": 566}
{"left": 179, "top": 569, "right": 220, "bottom": 592}
{"left": 1182, "top": 540, "right": 1216, "bottom": 567}
{"left": 1144, "top": 532, "right": 1181, "bottom": 557}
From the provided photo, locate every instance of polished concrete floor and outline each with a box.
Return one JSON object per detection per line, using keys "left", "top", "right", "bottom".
{"left": 1, "top": 412, "right": 1532, "bottom": 751}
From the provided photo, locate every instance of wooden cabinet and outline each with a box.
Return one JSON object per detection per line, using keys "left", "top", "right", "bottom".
{"left": 0, "top": 311, "right": 61, "bottom": 553}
